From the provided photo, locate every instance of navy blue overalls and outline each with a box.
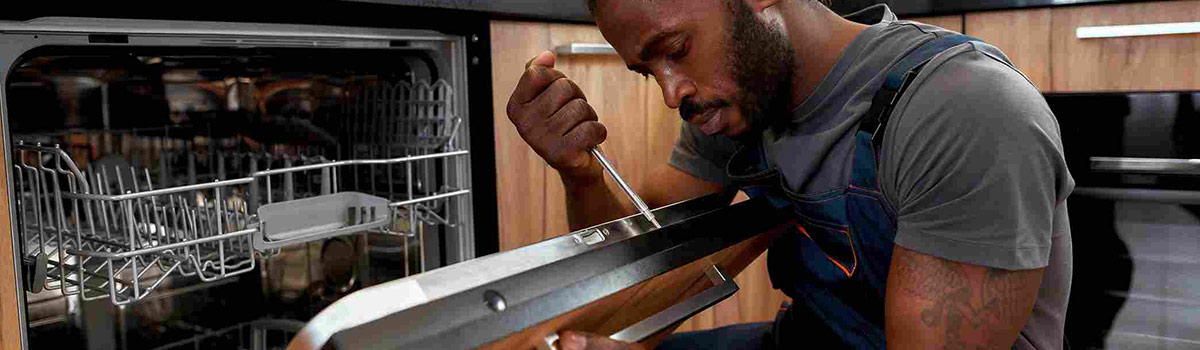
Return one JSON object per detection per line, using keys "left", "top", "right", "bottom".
{"left": 727, "top": 35, "right": 982, "bottom": 349}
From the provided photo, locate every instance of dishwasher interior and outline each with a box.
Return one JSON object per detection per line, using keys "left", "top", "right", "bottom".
{"left": 1, "top": 18, "right": 478, "bottom": 349}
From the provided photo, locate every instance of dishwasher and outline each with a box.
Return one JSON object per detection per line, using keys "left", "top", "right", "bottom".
{"left": 0, "top": 12, "right": 497, "bottom": 349}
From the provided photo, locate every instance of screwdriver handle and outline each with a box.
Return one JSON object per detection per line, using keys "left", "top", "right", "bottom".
{"left": 591, "top": 148, "right": 662, "bottom": 229}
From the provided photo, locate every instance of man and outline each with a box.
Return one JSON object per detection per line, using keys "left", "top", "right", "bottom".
{"left": 505, "top": 0, "right": 1073, "bottom": 349}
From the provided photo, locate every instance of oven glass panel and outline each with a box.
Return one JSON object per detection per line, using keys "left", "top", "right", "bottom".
{"left": 1048, "top": 92, "right": 1200, "bottom": 349}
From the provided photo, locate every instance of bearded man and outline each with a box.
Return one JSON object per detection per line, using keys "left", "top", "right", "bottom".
{"left": 504, "top": 1, "right": 1074, "bottom": 349}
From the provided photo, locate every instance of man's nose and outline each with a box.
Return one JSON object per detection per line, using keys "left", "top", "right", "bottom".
{"left": 656, "top": 72, "right": 696, "bottom": 110}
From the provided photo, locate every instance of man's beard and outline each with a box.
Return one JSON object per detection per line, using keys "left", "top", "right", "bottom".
{"left": 730, "top": 1, "right": 796, "bottom": 137}
{"left": 680, "top": 0, "right": 796, "bottom": 142}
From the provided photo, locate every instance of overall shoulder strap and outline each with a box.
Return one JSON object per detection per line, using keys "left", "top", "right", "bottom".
{"left": 858, "top": 34, "right": 983, "bottom": 154}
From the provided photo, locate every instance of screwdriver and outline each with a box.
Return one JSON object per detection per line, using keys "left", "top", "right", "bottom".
{"left": 591, "top": 147, "right": 662, "bottom": 229}
{"left": 524, "top": 52, "right": 661, "bottom": 229}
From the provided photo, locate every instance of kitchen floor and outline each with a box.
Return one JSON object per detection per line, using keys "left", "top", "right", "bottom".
{"left": 1106, "top": 201, "right": 1200, "bottom": 349}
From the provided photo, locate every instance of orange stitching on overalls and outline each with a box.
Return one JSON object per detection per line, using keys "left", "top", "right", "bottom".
{"left": 795, "top": 224, "right": 858, "bottom": 278}
{"left": 840, "top": 228, "right": 858, "bottom": 277}
{"left": 849, "top": 184, "right": 882, "bottom": 195}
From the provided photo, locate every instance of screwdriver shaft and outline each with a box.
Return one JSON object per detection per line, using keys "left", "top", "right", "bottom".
{"left": 591, "top": 148, "right": 662, "bottom": 228}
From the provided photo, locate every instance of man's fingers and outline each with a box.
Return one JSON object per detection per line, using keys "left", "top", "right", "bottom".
{"left": 546, "top": 98, "right": 599, "bottom": 136}
{"left": 509, "top": 65, "right": 568, "bottom": 105}
{"left": 558, "top": 331, "right": 589, "bottom": 350}
{"left": 558, "top": 331, "right": 637, "bottom": 350}
{"left": 526, "top": 78, "right": 587, "bottom": 125}
{"left": 564, "top": 120, "right": 608, "bottom": 150}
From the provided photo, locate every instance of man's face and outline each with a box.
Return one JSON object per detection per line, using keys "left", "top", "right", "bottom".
{"left": 595, "top": 0, "right": 795, "bottom": 139}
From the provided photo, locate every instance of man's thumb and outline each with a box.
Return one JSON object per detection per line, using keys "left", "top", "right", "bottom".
{"left": 526, "top": 50, "right": 557, "bottom": 69}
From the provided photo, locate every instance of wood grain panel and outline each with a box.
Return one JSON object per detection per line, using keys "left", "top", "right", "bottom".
{"left": 0, "top": 101, "right": 20, "bottom": 350}
{"left": 491, "top": 21, "right": 553, "bottom": 251}
{"left": 965, "top": 9, "right": 1053, "bottom": 91}
{"left": 543, "top": 24, "right": 651, "bottom": 237}
{"left": 906, "top": 15, "right": 963, "bottom": 32}
{"left": 1050, "top": 0, "right": 1200, "bottom": 92}
{"left": 481, "top": 224, "right": 784, "bottom": 350}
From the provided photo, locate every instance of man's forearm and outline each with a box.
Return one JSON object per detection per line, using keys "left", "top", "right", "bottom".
{"left": 562, "top": 174, "right": 637, "bottom": 231}
{"left": 885, "top": 245, "right": 1044, "bottom": 349}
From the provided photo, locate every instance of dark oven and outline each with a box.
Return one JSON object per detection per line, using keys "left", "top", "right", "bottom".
{"left": 0, "top": 3, "right": 498, "bottom": 349}
{"left": 1048, "top": 91, "right": 1200, "bottom": 350}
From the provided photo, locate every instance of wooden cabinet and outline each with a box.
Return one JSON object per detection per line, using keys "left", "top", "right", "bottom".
{"left": 490, "top": 20, "right": 786, "bottom": 337}
{"left": 964, "top": 9, "right": 1053, "bottom": 91}
{"left": 490, "top": 21, "right": 553, "bottom": 252}
{"left": 906, "top": 15, "right": 964, "bottom": 32}
{"left": 0, "top": 118, "right": 18, "bottom": 350}
{"left": 1050, "top": 0, "right": 1200, "bottom": 92}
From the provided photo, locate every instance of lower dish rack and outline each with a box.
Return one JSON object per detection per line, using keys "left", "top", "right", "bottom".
{"left": 12, "top": 141, "right": 471, "bottom": 305}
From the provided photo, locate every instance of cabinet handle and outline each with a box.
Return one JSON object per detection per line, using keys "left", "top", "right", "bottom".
{"left": 1090, "top": 157, "right": 1200, "bottom": 176}
{"left": 1076, "top": 21, "right": 1200, "bottom": 39}
{"left": 536, "top": 264, "right": 736, "bottom": 350}
{"left": 553, "top": 43, "right": 617, "bottom": 55}
{"left": 1072, "top": 187, "right": 1200, "bottom": 204}
{"left": 608, "top": 264, "right": 738, "bottom": 343}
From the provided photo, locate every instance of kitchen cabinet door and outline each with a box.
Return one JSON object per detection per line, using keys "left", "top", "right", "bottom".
{"left": 1051, "top": 0, "right": 1200, "bottom": 92}
{"left": 965, "top": 9, "right": 1053, "bottom": 91}
{"left": 490, "top": 21, "right": 553, "bottom": 251}
{"left": 906, "top": 15, "right": 964, "bottom": 32}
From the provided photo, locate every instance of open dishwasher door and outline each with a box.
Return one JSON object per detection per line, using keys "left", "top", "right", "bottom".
{"left": 288, "top": 191, "right": 792, "bottom": 350}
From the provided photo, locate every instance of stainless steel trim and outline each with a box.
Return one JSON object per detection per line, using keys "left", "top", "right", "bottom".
{"left": 1077, "top": 21, "right": 1200, "bottom": 39}
{"left": 1072, "top": 187, "right": 1200, "bottom": 204}
{"left": 1090, "top": 157, "right": 1200, "bottom": 176}
{"left": 554, "top": 43, "right": 618, "bottom": 56}
{"left": 608, "top": 264, "right": 738, "bottom": 343}
{"left": 0, "top": 17, "right": 453, "bottom": 42}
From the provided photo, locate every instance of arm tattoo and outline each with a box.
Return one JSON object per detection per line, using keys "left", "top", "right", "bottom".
{"left": 890, "top": 248, "right": 1043, "bottom": 349}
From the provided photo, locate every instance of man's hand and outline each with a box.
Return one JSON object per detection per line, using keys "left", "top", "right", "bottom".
{"left": 885, "top": 245, "right": 1045, "bottom": 349}
{"left": 507, "top": 51, "right": 607, "bottom": 183}
{"left": 557, "top": 331, "right": 646, "bottom": 350}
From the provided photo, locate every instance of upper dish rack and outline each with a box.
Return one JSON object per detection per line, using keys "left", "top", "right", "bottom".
{"left": 12, "top": 80, "right": 470, "bottom": 306}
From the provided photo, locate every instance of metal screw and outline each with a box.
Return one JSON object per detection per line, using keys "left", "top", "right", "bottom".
{"left": 483, "top": 290, "right": 506, "bottom": 312}
{"left": 470, "top": 35, "right": 479, "bottom": 43}
{"left": 471, "top": 57, "right": 480, "bottom": 65}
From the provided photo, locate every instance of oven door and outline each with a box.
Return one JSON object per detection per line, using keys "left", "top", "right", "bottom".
{"left": 1049, "top": 92, "right": 1200, "bottom": 350}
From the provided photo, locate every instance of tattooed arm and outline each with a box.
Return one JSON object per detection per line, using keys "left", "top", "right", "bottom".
{"left": 885, "top": 245, "right": 1045, "bottom": 350}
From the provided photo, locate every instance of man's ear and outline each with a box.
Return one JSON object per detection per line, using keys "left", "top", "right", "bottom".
{"left": 744, "top": 0, "right": 781, "bottom": 12}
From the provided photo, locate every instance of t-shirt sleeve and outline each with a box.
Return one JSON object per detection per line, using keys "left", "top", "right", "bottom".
{"left": 879, "top": 45, "right": 1075, "bottom": 271}
{"left": 668, "top": 121, "right": 738, "bottom": 185}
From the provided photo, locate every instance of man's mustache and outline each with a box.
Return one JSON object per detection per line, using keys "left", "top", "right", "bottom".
{"left": 679, "top": 98, "right": 732, "bottom": 122}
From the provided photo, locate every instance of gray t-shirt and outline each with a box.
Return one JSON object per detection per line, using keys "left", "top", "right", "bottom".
{"left": 669, "top": 5, "right": 1073, "bottom": 349}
